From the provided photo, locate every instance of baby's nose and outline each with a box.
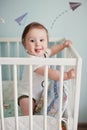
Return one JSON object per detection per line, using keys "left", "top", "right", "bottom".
{"left": 36, "top": 40, "right": 40, "bottom": 45}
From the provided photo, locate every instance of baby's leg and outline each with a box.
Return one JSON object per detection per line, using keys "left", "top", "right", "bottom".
{"left": 18, "top": 96, "right": 36, "bottom": 115}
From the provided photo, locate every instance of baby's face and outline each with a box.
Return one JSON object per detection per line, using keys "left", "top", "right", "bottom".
{"left": 24, "top": 28, "right": 48, "bottom": 57}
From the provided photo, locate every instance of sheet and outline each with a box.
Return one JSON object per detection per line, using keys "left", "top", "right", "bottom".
{"left": 0, "top": 115, "right": 59, "bottom": 130}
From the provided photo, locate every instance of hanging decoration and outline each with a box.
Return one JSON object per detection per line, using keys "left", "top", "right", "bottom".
{"left": 14, "top": 12, "right": 28, "bottom": 25}
{"left": 50, "top": 2, "right": 82, "bottom": 29}
{"left": 69, "top": 2, "right": 82, "bottom": 11}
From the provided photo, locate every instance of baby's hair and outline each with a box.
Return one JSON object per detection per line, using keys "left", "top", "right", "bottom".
{"left": 22, "top": 22, "right": 49, "bottom": 46}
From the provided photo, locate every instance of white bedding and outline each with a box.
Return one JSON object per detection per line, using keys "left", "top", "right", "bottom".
{"left": 0, "top": 115, "right": 58, "bottom": 130}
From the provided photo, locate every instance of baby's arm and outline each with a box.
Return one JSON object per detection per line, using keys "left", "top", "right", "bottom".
{"left": 35, "top": 67, "right": 75, "bottom": 81}
{"left": 49, "top": 40, "right": 72, "bottom": 56}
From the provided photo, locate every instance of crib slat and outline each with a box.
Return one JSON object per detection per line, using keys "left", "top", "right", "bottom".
{"left": 13, "top": 65, "right": 19, "bottom": 130}
{"left": 16, "top": 42, "right": 20, "bottom": 81}
{"left": 0, "top": 65, "right": 5, "bottom": 130}
{"left": 58, "top": 66, "right": 64, "bottom": 130}
{"left": 7, "top": 42, "right": 11, "bottom": 80}
{"left": 73, "top": 58, "right": 82, "bottom": 130}
{"left": 0, "top": 43, "right": 1, "bottom": 57}
{"left": 7, "top": 42, "right": 10, "bottom": 57}
{"left": 29, "top": 65, "right": 33, "bottom": 130}
{"left": 43, "top": 66, "right": 48, "bottom": 130}
{"left": 16, "top": 42, "right": 19, "bottom": 57}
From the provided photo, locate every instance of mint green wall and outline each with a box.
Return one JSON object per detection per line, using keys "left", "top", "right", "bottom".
{"left": 0, "top": 0, "right": 87, "bottom": 122}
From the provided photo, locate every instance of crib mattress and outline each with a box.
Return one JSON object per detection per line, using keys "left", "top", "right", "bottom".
{"left": 0, "top": 115, "right": 59, "bottom": 130}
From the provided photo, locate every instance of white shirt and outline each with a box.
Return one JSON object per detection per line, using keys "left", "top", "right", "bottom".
{"left": 18, "top": 49, "right": 51, "bottom": 102}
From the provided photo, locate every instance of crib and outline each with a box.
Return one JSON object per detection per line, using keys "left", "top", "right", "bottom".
{"left": 0, "top": 37, "right": 82, "bottom": 130}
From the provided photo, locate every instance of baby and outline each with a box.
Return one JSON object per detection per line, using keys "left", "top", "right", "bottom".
{"left": 18, "top": 22, "right": 75, "bottom": 115}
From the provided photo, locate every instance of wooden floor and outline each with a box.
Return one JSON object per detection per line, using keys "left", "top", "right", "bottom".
{"left": 78, "top": 123, "right": 87, "bottom": 130}
{"left": 78, "top": 128, "right": 87, "bottom": 130}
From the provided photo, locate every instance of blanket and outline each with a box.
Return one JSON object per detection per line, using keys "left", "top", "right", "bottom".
{"left": 34, "top": 80, "right": 68, "bottom": 117}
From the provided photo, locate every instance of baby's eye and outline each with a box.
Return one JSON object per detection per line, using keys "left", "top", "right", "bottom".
{"left": 30, "top": 39, "right": 35, "bottom": 42}
{"left": 40, "top": 39, "right": 44, "bottom": 42}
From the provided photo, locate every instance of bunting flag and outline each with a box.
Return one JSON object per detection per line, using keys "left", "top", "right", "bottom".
{"left": 15, "top": 12, "right": 28, "bottom": 25}
{"left": 69, "top": 2, "right": 82, "bottom": 11}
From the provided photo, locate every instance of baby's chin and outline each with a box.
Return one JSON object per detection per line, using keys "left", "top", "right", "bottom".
{"left": 34, "top": 52, "right": 44, "bottom": 57}
{"left": 34, "top": 51, "right": 44, "bottom": 57}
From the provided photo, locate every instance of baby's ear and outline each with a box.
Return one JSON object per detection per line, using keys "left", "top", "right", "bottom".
{"left": 22, "top": 40, "right": 26, "bottom": 49}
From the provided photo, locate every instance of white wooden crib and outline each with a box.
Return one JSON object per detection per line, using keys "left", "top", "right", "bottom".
{"left": 0, "top": 38, "right": 82, "bottom": 130}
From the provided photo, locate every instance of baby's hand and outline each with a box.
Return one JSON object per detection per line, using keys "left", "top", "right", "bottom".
{"left": 64, "top": 40, "right": 72, "bottom": 47}
{"left": 67, "top": 69, "right": 75, "bottom": 79}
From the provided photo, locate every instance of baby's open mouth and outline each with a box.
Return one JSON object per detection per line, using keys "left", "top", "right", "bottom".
{"left": 35, "top": 48, "right": 42, "bottom": 53}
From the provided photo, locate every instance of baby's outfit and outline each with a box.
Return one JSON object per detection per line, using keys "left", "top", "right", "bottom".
{"left": 18, "top": 49, "right": 51, "bottom": 103}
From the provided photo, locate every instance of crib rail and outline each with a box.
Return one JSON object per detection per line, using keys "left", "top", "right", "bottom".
{"left": 0, "top": 57, "right": 76, "bottom": 65}
{"left": 0, "top": 38, "right": 82, "bottom": 130}
{"left": 0, "top": 37, "right": 66, "bottom": 81}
